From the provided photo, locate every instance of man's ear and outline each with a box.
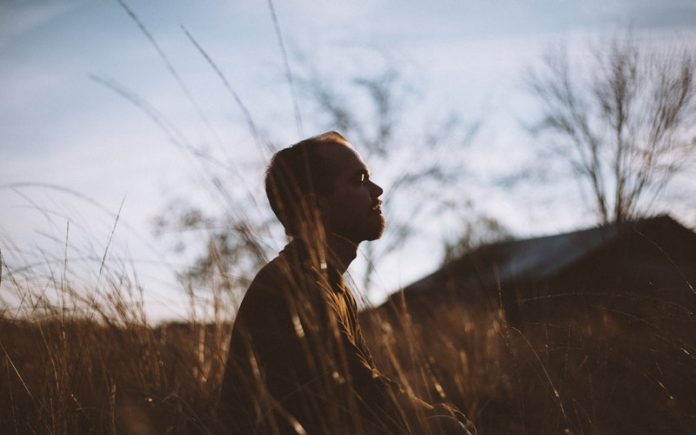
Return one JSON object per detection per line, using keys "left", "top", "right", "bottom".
{"left": 303, "top": 193, "right": 329, "bottom": 217}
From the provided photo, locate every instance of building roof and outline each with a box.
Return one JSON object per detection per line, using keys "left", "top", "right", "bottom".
{"left": 392, "top": 214, "right": 694, "bottom": 300}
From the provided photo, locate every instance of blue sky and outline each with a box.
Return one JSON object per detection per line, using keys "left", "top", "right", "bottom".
{"left": 2, "top": 0, "right": 695, "bottom": 320}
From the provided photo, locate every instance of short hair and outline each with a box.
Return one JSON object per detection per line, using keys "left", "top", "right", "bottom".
{"left": 265, "top": 131, "right": 348, "bottom": 236}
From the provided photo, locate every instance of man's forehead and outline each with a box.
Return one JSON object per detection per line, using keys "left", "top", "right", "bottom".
{"left": 318, "top": 141, "right": 367, "bottom": 172}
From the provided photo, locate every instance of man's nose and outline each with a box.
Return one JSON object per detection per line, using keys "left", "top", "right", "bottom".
{"left": 369, "top": 180, "right": 383, "bottom": 197}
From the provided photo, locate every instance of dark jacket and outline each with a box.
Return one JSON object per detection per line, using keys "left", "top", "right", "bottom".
{"left": 218, "top": 242, "right": 415, "bottom": 434}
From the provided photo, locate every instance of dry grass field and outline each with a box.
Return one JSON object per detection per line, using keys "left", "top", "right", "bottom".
{"left": 1, "top": 266, "right": 694, "bottom": 434}
{"left": 363, "top": 293, "right": 696, "bottom": 434}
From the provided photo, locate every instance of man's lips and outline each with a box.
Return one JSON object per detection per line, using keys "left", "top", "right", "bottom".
{"left": 372, "top": 201, "right": 383, "bottom": 213}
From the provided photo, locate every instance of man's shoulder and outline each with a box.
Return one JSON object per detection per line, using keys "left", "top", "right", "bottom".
{"left": 250, "top": 242, "right": 321, "bottom": 285}
{"left": 231, "top": 257, "right": 288, "bottom": 331}
{"left": 244, "top": 256, "right": 287, "bottom": 300}
{"left": 242, "top": 251, "right": 326, "bottom": 310}
{"left": 233, "top": 249, "right": 319, "bottom": 328}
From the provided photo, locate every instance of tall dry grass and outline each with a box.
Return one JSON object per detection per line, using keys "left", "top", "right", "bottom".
{"left": 0, "top": 249, "right": 231, "bottom": 434}
{"left": 2, "top": 242, "right": 695, "bottom": 434}
{"left": 362, "top": 289, "right": 696, "bottom": 434}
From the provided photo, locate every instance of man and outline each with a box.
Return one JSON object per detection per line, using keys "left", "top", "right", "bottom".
{"left": 218, "top": 132, "right": 471, "bottom": 434}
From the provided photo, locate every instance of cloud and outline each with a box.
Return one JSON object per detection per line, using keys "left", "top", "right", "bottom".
{"left": 0, "top": 0, "right": 84, "bottom": 48}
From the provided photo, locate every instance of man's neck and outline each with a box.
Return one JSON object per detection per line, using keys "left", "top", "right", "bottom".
{"left": 289, "top": 233, "right": 359, "bottom": 276}
{"left": 326, "top": 233, "right": 359, "bottom": 275}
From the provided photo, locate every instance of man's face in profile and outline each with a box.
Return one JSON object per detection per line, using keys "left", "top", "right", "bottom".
{"left": 319, "top": 141, "right": 385, "bottom": 243}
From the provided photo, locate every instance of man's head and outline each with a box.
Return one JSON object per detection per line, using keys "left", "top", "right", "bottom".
{"left": 265, "top": 131, "right": 384, "bottom": 244}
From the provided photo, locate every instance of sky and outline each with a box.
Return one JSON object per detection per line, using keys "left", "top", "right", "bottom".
{"left": 2, "top": 0, "right": 695, "bottom": 321}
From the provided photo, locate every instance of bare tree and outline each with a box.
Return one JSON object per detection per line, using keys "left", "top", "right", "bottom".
{"left": 441, "top": 213, "right": 511, "bottom": 265}
{"left": 527, "top": 35, "right": 696, "bottom": 224}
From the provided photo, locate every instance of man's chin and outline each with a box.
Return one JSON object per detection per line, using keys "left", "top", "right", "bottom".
{"left": 339, "top": 216, "right": 385, "bottom": 243}
{"left": 365, "top": 218, "right": 385, "bottom": 241}
{"left": 365, "top": 232, "right": 383, "bottom": 242}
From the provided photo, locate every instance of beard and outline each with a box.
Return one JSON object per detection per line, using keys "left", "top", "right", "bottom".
{"left": 344, "top": 209, "right": 385, "bottom": 243}
{"left": 364, "top": 212, "right": 385, "bottom": 241}
{"left": 326, "top": 204, "right": 386, "bottom": 243}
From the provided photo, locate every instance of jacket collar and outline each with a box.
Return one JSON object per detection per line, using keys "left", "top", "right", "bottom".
{"left": 280, "top": 239, "right": 346, "bottom": 293}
